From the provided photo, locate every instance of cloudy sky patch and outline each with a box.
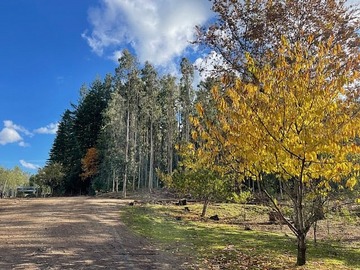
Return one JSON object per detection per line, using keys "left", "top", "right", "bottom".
{"left": 19, "top": 160, "right": 40, "bottom": 170}
{"left": 0, "top": 120, "right": 30, "bottom": 146}
{"left": 82, "top": 0, "right": 213, "bottom": 66}
{"left": 0, "top": 127, "right": 23, "bottom": 145}
{"left": 34, "top": 123, "right": 59, "bottom": 135}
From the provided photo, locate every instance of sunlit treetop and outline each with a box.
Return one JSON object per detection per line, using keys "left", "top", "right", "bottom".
{"left": 196, "top": 36, "right": 360, "bottom": 190}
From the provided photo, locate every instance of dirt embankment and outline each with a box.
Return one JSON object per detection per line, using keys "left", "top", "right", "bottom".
{"left": 0, "top": 197, "right": 186, "bottom": 270}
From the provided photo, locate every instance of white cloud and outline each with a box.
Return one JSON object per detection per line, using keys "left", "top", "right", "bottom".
{"left": 18, "top": 141, "right": 30, "bottom": 147}
{"left": 34, "top": 122, "right": 59, "bottom": 135}
{"left": 0, "top": 127, "right": 22, "bottom": 145}
{"left": 4, "top": 120, "right": 33, "bottom": 137}
{"left": 0, "top": 120, "right": 31, "bottom": 146}
{"left": 83, "top": 0, "right": 213, "bottom": 66}
{"left": 19, "top": 160, "right": 40, "bottom": 170}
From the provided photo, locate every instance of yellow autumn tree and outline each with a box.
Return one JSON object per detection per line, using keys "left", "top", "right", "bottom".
{"left": 197, "top": 37, "right": 360, "bottom": 266}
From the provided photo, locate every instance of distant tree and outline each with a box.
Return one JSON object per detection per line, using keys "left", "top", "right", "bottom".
{"left": 179, "top": 58, "right": 195, "bottom": 143}
{"left": 49, "top": 109, "right": 80, "bottom": 194}
{"left": 35, "top": 163, "right": 65, "bottom": 195}
{"left": 81, "top": 147, "right": 99, "bottom": 182}
{"left": 0, "top": 166, "right": 29, "bottom": 196}
{"left": 164, "top": 143, "right": 229, "bottom": 217}
{"left": 74, "top": 76, "right": 112, "bottom": 152}
{"left": 50, "top": 76, "right": 112, "bottom": 195}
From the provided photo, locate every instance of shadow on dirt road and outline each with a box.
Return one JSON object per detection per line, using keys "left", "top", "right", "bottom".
{"left": 0, "top": 197, "right": 186, "bottom": 270}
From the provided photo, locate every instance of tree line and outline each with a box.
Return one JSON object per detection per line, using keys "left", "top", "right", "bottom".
{"left": 32, "top": 52, "right": 201, "bottom": 197}
{"left": 0, "top": 166, "right": 29, "bottom": 197}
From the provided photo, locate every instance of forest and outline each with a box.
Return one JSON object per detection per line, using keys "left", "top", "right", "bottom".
{"left": 30, "top": 53, "right": 198, "bottom": 197}
{"left": 24, "top": 0, "right": 360, "bottom": 267}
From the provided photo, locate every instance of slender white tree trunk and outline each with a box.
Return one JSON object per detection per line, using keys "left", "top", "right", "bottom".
{"left": 123, "top": 109, "right": 130, "bottom": 198}
{"left": 148, "top": 121, "right": 154, "bottom": 192}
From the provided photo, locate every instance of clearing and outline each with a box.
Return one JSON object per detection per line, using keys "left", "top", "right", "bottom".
{"left": 0, "top": 197, "right": 186, "bottom": 270}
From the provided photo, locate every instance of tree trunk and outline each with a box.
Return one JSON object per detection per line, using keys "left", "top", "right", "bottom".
{"left": 112, "top": 169, "right": 115, "bottom": 192}
{"left": 296, "top": 162, "right": 306, "bottom": 266}
{"left": 297, "top": 233, "right": 307, "bottom": 266}
{"left": 2, "top": 179, "right": 8, "bottom": 195}
{"left": 201, "top": 199, "right": 209, "bottom": 217}
{"left": 279, "top": 179, "right": 284, "bottom": 200}
{"left": 256, "top": 178, "right": 261, "bottom": 194}
{"left": 148, "top": 121, "right": 154, "bottom": 192}
{"left": 144, "top": 129, "right": 149, "bottom": 188}
{"left": 115, "top": 175, "right": 119, "bottom": 192}
{"left": 132, "top": 129, "right": 137, "bottom": 191}
{"left": 167, "top": 127, "right": 173, "bottom": 174}
{"left": 138, "top": 147, "right": 142, "bottom": 189}
{"left": 123, "top": 109, "right": 130, "bottom": 198}
{"left": 313, "top": 221, "right": 317, "bottom": 245}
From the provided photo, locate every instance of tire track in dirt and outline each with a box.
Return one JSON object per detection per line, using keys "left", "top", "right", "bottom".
{"left": 0, "top": 197, "right": 186, "bottom": 270}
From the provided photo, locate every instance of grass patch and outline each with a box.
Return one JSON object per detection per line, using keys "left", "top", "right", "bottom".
{"left": 120, "top": 203, "right": 360, "bottom": 270}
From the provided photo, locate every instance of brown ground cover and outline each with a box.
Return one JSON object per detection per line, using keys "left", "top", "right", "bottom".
{"left": 0, "top": 197, "right": 186, "bottom": 270}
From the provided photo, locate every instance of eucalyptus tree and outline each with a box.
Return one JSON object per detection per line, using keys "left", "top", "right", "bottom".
{"left": 179, "top": 58, "right": 195, "bottom": 143}
{"left": 115, "top": 50, "right": 142, "bottom": 197}
{"left": 141, "top": 61, "right": 162, "bottom": 191}
{"left": 98, "top": 87, "right": 126, "bottom": 192}
{"left": 159, "top": 74, "right": 179, "bottom": 175}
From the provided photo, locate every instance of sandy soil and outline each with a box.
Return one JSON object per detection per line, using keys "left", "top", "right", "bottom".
{"left": 0, "top": 197, "right": 186, "bottom": 270}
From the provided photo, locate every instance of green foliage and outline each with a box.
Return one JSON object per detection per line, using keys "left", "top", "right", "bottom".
{"left": 167, "top": 167, "right": 228, "bottom": 202}
{"left": 231, "top": 191, "right": 253, "bottom": 204}
{"left": 49, "top": 76, "right": 113, "bottom": 195}
{"left": 0, "top": 166, "right": 29, "bottom": 196}
{"left": 34, "top": 162, "right": 64, "bottom": 195}
{"left": 47, "top": 50, "right": 189, "bottom": 197}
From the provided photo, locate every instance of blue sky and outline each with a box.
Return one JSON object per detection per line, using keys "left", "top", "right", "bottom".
{"left": 3, "top": 0, "right": 356, "bottom": 174}
{"left": 0, "top": 0, "right": 213, "bottom": 173}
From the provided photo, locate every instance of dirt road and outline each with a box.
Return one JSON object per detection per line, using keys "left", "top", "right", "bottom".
{"left": 0, "top": 197, "right": 185, "bottom": 270}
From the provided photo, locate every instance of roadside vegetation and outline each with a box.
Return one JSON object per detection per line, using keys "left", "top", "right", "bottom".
{"left": 121, "top": 201, "right": 360, "bottom": 270}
